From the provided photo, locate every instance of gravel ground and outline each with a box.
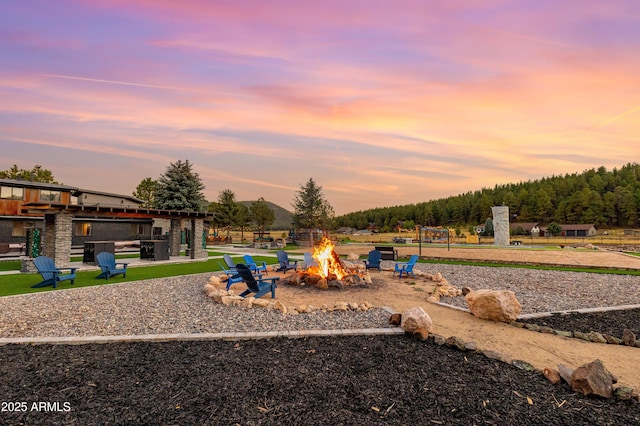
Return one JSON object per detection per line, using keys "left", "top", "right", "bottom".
{"left": 2, "top": 267, "right": 639, "bottom": 424}
{"left": 428, "top": 264, "right": 640, "bottom": 314}
{"left": 0, "top": 273, "right": 391, "bottom": 339}
{"left": 2, "top": 265, "right": 640, "bottom": 339}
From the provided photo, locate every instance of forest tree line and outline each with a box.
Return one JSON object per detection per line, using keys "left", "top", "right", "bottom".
{"left": 334, "top": 163, "right": 640, "bottom": 231}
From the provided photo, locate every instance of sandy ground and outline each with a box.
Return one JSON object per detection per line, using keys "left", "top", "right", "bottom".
{"left": 264, "top": 245, "right": 640, "bottom": 390}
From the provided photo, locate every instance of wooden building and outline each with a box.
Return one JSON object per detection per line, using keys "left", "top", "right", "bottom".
{"left": 0, "top": 179, "right": 154, "bottom": 250}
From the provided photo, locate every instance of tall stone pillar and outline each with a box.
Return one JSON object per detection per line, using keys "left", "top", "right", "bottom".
{"left": 168, "top": 218, "right": 182, "bottom": 256}
{"left": 42, "top": 212, "right": 73, "bottom": 266}
{"left": 190, "top": 219, "right": 207, "bottom": 259}
{"left": 491, "top": 206, "right": 510, "bottom": 246}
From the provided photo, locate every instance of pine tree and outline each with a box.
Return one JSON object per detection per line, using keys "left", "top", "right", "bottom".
{"left": 251, "top": 197, "right": 275, "bottom": 235}
{"left": 155, "top": 160, "right": 206, "bottom": 211}
{"left": 0, "top": 164, "right": 57, "bottom": 183}
{"left": 132, "top": 177, "right": 159, "bottom": 208}
{"left": 291, "top": 178, "right": 334, "bottom": 241}
{"left": 210, "top": 189, "right": 241, "bottom": 238}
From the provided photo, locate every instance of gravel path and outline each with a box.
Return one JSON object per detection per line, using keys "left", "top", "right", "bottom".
{"left": 0, "top": 273, "right": 391, "bottom": 338}
{"left": 1, "top": 265, "right": 639, "bottom": 339}
{"left": 422, "top": 264, "right": 640, "bottom": 314}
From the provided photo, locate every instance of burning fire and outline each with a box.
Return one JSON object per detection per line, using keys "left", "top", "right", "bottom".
{"left": 309, "top": 237, "right": 347, "bottom": 280}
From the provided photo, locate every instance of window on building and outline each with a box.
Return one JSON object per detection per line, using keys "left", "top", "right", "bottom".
{"left": 11, "top": 222, "right": 26, "bottom": 237}
{"left": 152, "top": 227, "right": 163, "bottom": 237}
{"left": 0, "top": 186, "right": 24, "bottom": 200}
{"left": 40, "top": 190, "right": 61, "bottom": 202}
{"left": 132, "top": 223, "right": 145, "bottom": 236}
{"left": 75, "top": 222, "right": 92, "bottom": 236}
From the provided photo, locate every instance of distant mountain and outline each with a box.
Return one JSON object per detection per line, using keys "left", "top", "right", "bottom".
{"left": 240, "top": 200, "right": 293, "bottom": 230}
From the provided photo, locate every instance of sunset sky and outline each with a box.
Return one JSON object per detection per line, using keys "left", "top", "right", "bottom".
{"left": 1, "top": 1, "right": 639, "bottom": 215}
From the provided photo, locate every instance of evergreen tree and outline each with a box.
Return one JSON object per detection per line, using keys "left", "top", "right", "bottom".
{"left": 546, "top": 222, "right": 562, "bottom": 236}
{"left": 0, "top": 164, "right": 57, "bottom": 183}
{"left": 236, "top": 202, "right": 251, "bottom": 243}
{"left": 211, "top": 189, "right": 240, "bottom": 238}
{"left": 291, "top": 178, "right": 334, "bottom": 239}
{"left": 155, "top": 160, "right": 206, "bottom": 211}
{"left": 132, "top": 177, "right": 158, "bottom": 208}
{"left": 483, "top": 218, "right": 494, "bottom": 236}
{"left": 250, "top": 197, "right": 275, "bottom": 235}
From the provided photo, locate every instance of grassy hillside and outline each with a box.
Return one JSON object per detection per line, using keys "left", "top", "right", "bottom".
{"left": 240, "top": 200, "right": 292, "bottom": 230}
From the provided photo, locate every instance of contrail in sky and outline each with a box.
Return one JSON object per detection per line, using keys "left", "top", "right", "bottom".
{"left": 42, "top": 74, "right": 249, "bottom": 99}
{"left": 43, "top": 74, "right": 192, "bottom": 92}
{"left": 591, "top": 104, "right": 640, "bottom": 129}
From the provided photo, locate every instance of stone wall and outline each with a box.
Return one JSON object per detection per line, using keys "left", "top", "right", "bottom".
{"left": 169, "top": 218, "right": 181, "bottom": 256}
{"left": 190, "top": 219, "right": 207, "bottom": 259}
{"left": 42, "top": 212, "right": 73, "bottom": 267}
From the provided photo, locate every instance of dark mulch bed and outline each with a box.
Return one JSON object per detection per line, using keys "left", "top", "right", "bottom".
{"left": 517, "top": 308, "right": 640, "bottom": 339}
{"left": 1, "top": 335, "right": 638, "bottom": 425}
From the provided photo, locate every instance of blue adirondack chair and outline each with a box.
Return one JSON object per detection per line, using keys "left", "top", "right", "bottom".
{"left": 303, "top": 252, "right": 317, "bottom": 269}
{"left": 213, "top": 258, "right": 241, "bottom": 290}
{"left": 224, "top": 272, "right": 244, "bottom": 290}
{"left": 32, "top": 256, "right": 77, "bottom": 288}
{"left": 235, "top": 263, "right": 278, "bottom": 298}
{"left": 393, "top": 255, "right": 419, "bottom": 278}
{"left": 243, "top": 254, "right": 268, "bottom": 274}
{"left": 363, "top": 250, "right": 382, "bottom": 271}
{"left": 223, "top": 254, "right": 238, "bottom": 271}
{"left": 96, "top": 252, "right": 128, "bottom": 280}
{"left": 276, "top": 250, "right": 297, "bottom": 273}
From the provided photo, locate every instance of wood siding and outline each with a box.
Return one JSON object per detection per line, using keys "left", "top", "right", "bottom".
{"left": 0, "top": 187, "right": 73, "bottom": 216}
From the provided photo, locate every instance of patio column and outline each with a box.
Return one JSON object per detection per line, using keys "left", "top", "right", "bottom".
{"left": 42, "top": 211, "right": 73, "bottom": 267}
{"left": 189, "top": 218, "right": 207, "bottom": 259}
{"left": 168, "top": 218, "right": 181, "bottom": 256}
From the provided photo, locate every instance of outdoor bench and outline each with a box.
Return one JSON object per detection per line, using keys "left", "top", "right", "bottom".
{"left": 374, "top": 246, "right": 398, "bottom": 261}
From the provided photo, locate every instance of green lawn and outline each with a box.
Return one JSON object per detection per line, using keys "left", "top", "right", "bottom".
{"left": 2, "top": 252, "right": 638, "bottom": 298}
{"left": 0, "top": 255, "right": 276, "bottom": 298}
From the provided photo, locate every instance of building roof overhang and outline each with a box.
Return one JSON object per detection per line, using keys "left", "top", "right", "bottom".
{"left": 20, "top": 202, "right": 213, "bottom": 220}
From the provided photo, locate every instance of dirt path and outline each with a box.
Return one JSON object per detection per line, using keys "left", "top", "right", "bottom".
{"left": 273, "top": 245, "right": 640, "bottom": 390}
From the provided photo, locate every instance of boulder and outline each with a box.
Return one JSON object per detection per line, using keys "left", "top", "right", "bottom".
{"left": 304, "top": 274, "right": 323, "bottom": 286}
{"left": 413, "top": 328, "right": 429, "bottom": 340}
{"left": 220, "top": 295, "right": 243, "bottom": 306}
{"left": 252, "top": 298, "right": 270, "bottom": 308}
{"left": 622, "top": 329, "right": 636, "bottom": 347}
{"left": 346, "top": 253, "right": 360, "bottom": 261}
{"left": 614, "top": 386, "right": 635, "bottom": 401}
{"left": 203, "top": 283, "right": 217, "bottom": 296}
{"left": 281, "top": 272, "right": 303, "bottom": 286}
{"left": 240, "top": 297, "right": 255, "bottom": 309}
{"left": 274, "top": 300, "right": 288, "bottom": 314}
{"left": 208, "top": 275, "right": 223, "bottom": 287}
{"left": 558, "top": 363, "right": 574, "bottom": 384}
{"left": 445, "top": 336, "right": 466, "bottom": 350}
{"left": 571, "top": 359, "right": 617, "bottom": 398}
{"left": 400, "top": 307, "right": 432, "bottom": 333}
{"left": 543, "top": 368, "right": 562, "bottom": 385}
{"left": 464, "top": 289, "right": 522, "bottom": 322}
{"left": 389, "top": 313, "right": 402, "bottom": 325}
{"left": 333, "top": 301, "right": 349, "bottom": 311}
{"left": 587, "top": 331, "right": 607, "bottom": 344}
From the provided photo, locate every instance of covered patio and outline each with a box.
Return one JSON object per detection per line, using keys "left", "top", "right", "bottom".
{"left": 20, "top": 202, "right": 213, "bottom": 268}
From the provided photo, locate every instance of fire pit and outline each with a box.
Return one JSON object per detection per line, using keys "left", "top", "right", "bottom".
{"left": 281, "top": 238, "right": 371, "bottom": 290}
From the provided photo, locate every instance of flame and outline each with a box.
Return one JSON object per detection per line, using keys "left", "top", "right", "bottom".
{"left": 310, "top": 237, "right": 347, "bottom": 280}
